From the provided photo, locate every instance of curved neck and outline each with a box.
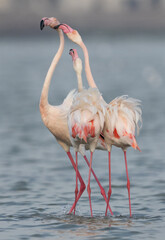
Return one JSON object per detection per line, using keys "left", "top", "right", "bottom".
{"left": 40, "top": 29, "right": 64, "bottom": 112}
{"left": 79, "top": 41, "right": 97, "bottom": 89}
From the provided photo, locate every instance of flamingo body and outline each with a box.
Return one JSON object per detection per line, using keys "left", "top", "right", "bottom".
{"left": 40, "top": 18, "right": 87, "bottom": 214}
{"left": 40, "top": 90, "right": 76, "bottom": 152}
{"left": 69, "top": 48, "right": 110, "bottom": 216}
{"left": 68, "top": 88, "right": 106, "bottom": 152}
{"left": 104, "top": 95, "right": 142, "bottom": 152}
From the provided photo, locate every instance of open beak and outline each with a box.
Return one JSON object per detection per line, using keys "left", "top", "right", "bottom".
{"left": 40, "top": 20, "right": 45, "bottom": 30}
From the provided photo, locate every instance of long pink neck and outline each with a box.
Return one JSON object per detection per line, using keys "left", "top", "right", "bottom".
{"left": 79, "top": 41, "right": 97, "bottom": 88}
{"left": 40, "top": 29, "right": 64, "bottom": 115}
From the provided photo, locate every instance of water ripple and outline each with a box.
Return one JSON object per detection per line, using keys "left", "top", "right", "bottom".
{"left": 0, "top": 36, "right": 165, "bottom": 240}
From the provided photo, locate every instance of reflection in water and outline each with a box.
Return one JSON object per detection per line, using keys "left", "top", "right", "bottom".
{"left": 42, "top": 214, "right": 151, "bottom": 239}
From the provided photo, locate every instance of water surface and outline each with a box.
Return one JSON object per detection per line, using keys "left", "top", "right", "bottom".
{"left": 0, "top": 34, "right": 165, "bottom": 239}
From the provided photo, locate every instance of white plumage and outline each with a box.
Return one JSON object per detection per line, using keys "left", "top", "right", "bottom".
{"left": 68, "top": 87, "right": 106, "bottom": 152}
{"left": 104, "top": 95, "right": 142, "bottom": 151}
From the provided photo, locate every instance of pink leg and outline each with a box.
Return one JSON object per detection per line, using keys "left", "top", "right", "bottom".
{"left": 83, "top": 155, "right": 113, "bottom": 215}
{"left": 66, "top": 152, "right": 86, "bottom": 214}
{"left": 105, "top": 151, "right": 112, "bottom": 216}
{"left": 74, "top": 152, "right": 78, "bottom": 215}
{"left": 87, "top": 152, "right": 93, "bottom": 217}
{"left": 124, "top": 150, "right": 132, "bottom": 217}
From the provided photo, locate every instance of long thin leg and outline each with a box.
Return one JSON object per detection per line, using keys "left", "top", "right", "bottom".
{"left": 105, "top": 151, "right": 112, "bottom": 216}
{"left": 124, "top": 150, "right": 132, "bottom": 217}
{"left": 87, "top": 151, "right": 93, "bottom": 217}
{"left": 83, "top": 155, "right": 113, "bottom": 215}
{"left": 66, "top": 152, "right": 86, "bottom": 214}
{"left": 74, "top": 151, "right": 78, "bottom": 215}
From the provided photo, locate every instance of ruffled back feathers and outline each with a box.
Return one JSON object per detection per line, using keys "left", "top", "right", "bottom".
{"left": 70, "top": 88, "right": 106, "bottom": 129}
{"left": 68, "top": 88, "right": 106, "bottom": 146}
{"left": 107, "top": 95, "right": 142, "bottom": 136}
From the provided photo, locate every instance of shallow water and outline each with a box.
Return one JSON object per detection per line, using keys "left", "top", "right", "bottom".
{"left": 0, "top": 34, "right": 165, "bottom": 239}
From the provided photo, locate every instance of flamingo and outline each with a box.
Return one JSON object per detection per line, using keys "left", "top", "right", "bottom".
{"left": 68, "top": 48, "right": 107, "bottom": 216}
{"left": 69, "top": 48, "right": 83, "bottom": 213}
{"left": 40, "top": 18, "right": 112, "bottom": 215}
{"left": 68, "top": 48, "right": 110, "bottom": 214}
{"left": 39, "top": 17, "right": 85, "bottom": 214}
{"left": 54, "top": 22, "right": 142, "bottom": 217}
{"left": 103, "top": 96, "right": 142, "bottom": 216}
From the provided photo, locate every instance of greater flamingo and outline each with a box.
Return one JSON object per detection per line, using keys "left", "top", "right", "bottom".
{"left": 40, "top": 18, "right": 112, "bottom": 215}
{"left": 68, "top": 48, "right": 107, "bottom": 216}
{"left": 40, "top": 18, "right": 86, "bottom": 214}
{"left": 69, "top": 48, "right": 83, "bottom": 213}
{"left": 103, "top": 96, "right": 142, "bottom": 216}
{"left": 55, "top": 22, "right": 142, "bottom": 217}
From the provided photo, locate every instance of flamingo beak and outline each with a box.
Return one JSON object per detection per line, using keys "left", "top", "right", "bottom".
{"left": 53, "top": 24, "right": 62, "bottom": 30}
{"left": 69, "top": 49, "right": 74, "bottom": 56}
{"left": 40, "top": 20, "right": 45, "bottom": 30}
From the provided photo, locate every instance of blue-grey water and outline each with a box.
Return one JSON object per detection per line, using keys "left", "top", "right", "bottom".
{"left": 0, "top": 33, "right": 165, "bottom": 240}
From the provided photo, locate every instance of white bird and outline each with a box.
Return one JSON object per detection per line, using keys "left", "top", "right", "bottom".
{"left": 103, "top": 96, "right": 142, "bottom": 216}
{"left": 40, "top": 17, "right": 86, "bottom": 214}
{"left": 68, "top": 48, "right": 107, "bottom": 217}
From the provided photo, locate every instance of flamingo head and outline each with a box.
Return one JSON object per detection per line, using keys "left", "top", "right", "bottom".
{"left": 69, "top": 48, "right": 79, "bottom": 62}
{"left": 40, "top": 17, "right": 60, "bottom": 30}
{"left": 56, "top": 24, "right": 82, "bottom": 45}
{"left": 69, "top": 49, "right": 82, "bottom": 76}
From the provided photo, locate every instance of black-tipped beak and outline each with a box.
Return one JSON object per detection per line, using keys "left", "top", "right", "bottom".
{"left": 69, "top": 49, "right": 74, "bottom": 55}
{"left": 53, "top": 23, "right": 61, "bottom": 30}
{"left": 40, "top": 20, "right": 45, "bottom": 30}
